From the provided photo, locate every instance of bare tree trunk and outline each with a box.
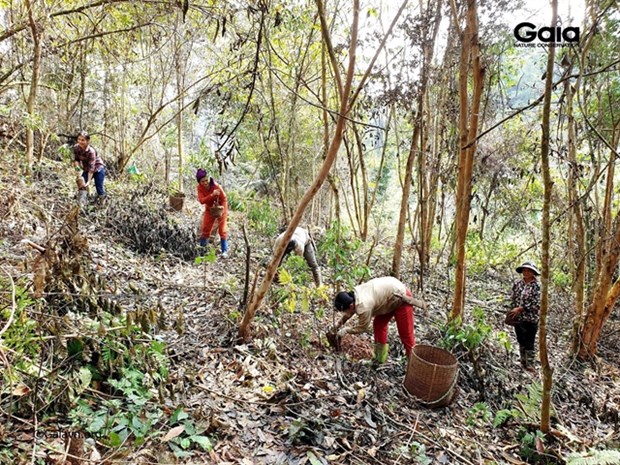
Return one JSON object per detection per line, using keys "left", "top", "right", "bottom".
{"left": 239, "top": 0, "right": 409, "bottom": 340}
{"left": 539, "top": 0, "right": 557, "bottom": 434}
{"left": 239, "top": 0, "right": 361, "bottom": 341}
{"left": 321, "top": 38, "right": 340, "bottom": 225}
{"left": 577, "top": 125, "right": 620, "bottom": 359}
{"left": 367, "top": 107, "right": 393, "bottom": 216}
{"left": 175, "top": 11, "right": 185, "bottom": 192}
{"left": 416, "top": 1, "right": 442, "bottom": 286}
{"left": 450, "top": 0, "right": 484, "bottom": 321}
{"left": 352, "top": 123, "right": 369, "bottom": 240}
{"left": 391, "top": 124, "right": 420, "bottom": 279}
{"left": 392, "top": 0, "right": 441, "bottom": 279}
{"left": 343, "top": 135, "right": 363, "bottom": 237}
{"left": 24, "top": 0, "right": 43, "bottom": 174}
{"left": 564, "top": 64, "right": 587, "bottom": 344}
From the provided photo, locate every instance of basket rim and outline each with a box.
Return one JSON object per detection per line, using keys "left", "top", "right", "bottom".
{"left": 411, "top": 344, "right": 458, "bottom": 369}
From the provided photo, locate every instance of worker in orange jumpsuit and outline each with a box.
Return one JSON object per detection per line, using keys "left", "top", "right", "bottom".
{"left": 196, "top": 169, "right": 229, "bottom": 257}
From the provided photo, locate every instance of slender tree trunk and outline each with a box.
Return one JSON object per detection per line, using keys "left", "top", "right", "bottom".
{"left": 391, "top": 123, "right": 420, "bottom": 279}
{"left": 239, "top": 0, "right": 408, "bottom": 339}
{"left": 24, "top": 0, "right": 43, "bottom": 174}
{"left": 392, "top": 0, "right": 441, "bottom": 279}
{"left": 321, "top": 38, "right": 340, "bottom": 225}
{"left": 539, "top": 0, "right": 557, "bottom": 434}
{"left": 564, "top": 66, "right": 587, "bottom": 345}
{"left": 416, "top": 0, "right": 442, "bottom": 285}
{"left": 239, "top": 0, "right": 361, "bottom": 341}
{"left": 343, "top": 136, "right": 363, "bottom": 237}
{"left": 450, "top": 0, "right": 484, "bottom": 321}
{"left": 366, "top": 106, "right": 393, "bottom": 227}
{"left": 577, "top": 124, "right": 620, "bottom": 359}
{"left": 265, "top": 44, "right": 289, "bottom": 220}
{"left": 352, "top": 123, "right": 369, "bottom": 240}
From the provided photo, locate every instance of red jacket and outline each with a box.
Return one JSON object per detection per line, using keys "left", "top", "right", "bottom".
{"left": 197, "top": 178, "right": 227, "bottom": 210}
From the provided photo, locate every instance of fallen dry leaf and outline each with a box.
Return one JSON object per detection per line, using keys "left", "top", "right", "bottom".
{"left": 12, "top": 385, "right": 31, "bottom": 396}
{"left": 162, "top": 425, "right": 185, "bottom": 442}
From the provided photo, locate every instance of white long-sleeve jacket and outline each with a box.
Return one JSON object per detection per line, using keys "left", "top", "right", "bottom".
{"left": 341, "top": 276, "right": 409, "bottom": 335}
{"left": 274, "top": 227, "right": 310, "bottom": 256}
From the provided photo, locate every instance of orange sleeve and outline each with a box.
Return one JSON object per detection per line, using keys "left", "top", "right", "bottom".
{"left": 197, "top": 184, "right": 211, "bottom": 205}
{"left": 219, "top": 185, "right": 227, "bottom": 209}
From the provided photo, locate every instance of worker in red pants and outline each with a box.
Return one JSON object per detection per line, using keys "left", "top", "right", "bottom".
{"left": 333, "top": 276, "right": 425, "bottom": 363}
{"left": 196, "top": 169, "right": 229, "bottom": 258}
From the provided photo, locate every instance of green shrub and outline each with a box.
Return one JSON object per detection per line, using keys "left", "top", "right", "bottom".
{"left": 318, "top": 221, "right": 370, "bottom": 289}
{"left": 247, "top": 198, "right": 279, "bottom": 237}
{"left": 439, "top": 306, "right": 491, "bottom": 352}
{"left": 226, "top": 191, "right": 246, "bottom": 212}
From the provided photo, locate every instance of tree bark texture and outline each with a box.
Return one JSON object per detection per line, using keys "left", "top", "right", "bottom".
{"left": 539, "top": 0, "right": 558, "bottom": 434}
{"left": 239, "top": 0, "right": 360, "bottom": 341}
{"left": 25, "top": 0, "right": 43, "bottom": 174}
{"left": 450, "top": 0, "right": 484, "bottom": 321}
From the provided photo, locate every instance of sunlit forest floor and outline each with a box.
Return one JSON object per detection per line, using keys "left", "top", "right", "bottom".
{"left": 1, "top": 158, "right": 619, "bottom": 465}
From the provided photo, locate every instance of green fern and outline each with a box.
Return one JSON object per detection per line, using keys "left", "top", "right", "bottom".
{"left": 514, "top": 381, "right": 552, "bottom": 422}
{"left": 493, "top": 409, "right": 516, "bottom": 427}
{"left": 566, "top": 449, "right": 620, "bottom": 465}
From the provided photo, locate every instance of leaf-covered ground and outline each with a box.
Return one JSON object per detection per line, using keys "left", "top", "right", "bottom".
{"left": 1, "top": 158, "right": 619, "bottom": 465}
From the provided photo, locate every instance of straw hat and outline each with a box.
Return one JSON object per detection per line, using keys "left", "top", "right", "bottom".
{"left": 516, "top": 262, "right": 540, "bottom": 276}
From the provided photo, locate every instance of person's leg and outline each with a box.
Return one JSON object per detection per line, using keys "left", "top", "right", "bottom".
{"left": 521, "top": 322, "right": 538, "bottom": 351}
{"left": 522, "top": 322, "right": 538, "bottom": 369}
{"left": 394, "top": 290, "right": 415, "bottom": 356}
{"left": 514, "top": 322, "right": 535, "bottom": 370}
{"left": 373, "top": 312, "right": 392, "bottom": 363}
{"left": 303, "top": 242, "right": 322, "bottom": 286}
{"left": 201, "top": 212, "right": 216, "bottom": 246}
{"left": 373, "top": 313, "right": 391, "bottom": 344}
{"left": 94, "top": 169, "right": 105, "bottom": 196}
{"left": 218, "top": 212, "right": 228, "bottom": 254}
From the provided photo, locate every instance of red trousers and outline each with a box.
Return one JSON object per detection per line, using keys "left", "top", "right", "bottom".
{"left": 201, "top": 210, "right": 228, "bottom": 240}
{"left": 373, "top": 289, "right": 415, "bottom": 355}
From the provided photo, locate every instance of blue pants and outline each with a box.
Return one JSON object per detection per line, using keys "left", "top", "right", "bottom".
{"left": 82, "top": 169, "right": 106, "bottom": 196}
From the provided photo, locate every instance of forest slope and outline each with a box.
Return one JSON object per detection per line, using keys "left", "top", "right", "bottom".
{"left": 0, "top": 158, "right": 619, "bottom": 465}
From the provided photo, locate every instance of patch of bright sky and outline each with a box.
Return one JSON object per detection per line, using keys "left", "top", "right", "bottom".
{"left": 356, "top": 0, "right": 588, "bottom": 109}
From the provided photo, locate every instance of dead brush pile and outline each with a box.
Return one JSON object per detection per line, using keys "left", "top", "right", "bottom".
{"left": 104, "top": 187, "right": 197, "bottom": 260}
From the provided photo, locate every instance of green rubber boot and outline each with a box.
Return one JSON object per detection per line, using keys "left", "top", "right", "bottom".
{"left": 373, "top": 343, "right": 389, "bottom": 364}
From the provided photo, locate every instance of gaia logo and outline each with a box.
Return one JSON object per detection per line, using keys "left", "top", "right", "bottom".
{"left": 513, "top": 22, "right": 580, "bottom": 47}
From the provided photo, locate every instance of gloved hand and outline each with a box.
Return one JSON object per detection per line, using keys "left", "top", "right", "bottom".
{"left": 337, "top": 328, "right": 347, "bottom": 338}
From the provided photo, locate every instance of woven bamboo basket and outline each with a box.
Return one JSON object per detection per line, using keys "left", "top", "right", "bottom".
{"left": 209, "top": 205, "right": 224, "bottom": 218}
{"left": 404, "top": 344, "right": 458, "bottom": 408}
{"left": 169, "top": 192, "right": 185, "bottom": 212}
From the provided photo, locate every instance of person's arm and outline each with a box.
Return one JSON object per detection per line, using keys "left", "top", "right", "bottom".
{"left": 510, "top": 281, "right": 522, "bottom": 313}
{"left": 335, "top": 310, "right": 355, "bottom": 334}
{"left": 347, "top": 310, "right": 371, "bottom": 334}
{"left": 197, "top": 185, "right": 209, "bottom": 204}
{"left": 73, "top": 147, "right": 82, "bottom": 171}
{"left": 85, "top": 149, "right": 96, "bottom": 185}
{"left": 201, "top": 186, "right": 221, "bottom": 205}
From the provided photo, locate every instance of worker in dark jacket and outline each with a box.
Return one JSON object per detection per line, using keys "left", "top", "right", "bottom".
{"left": 506, "top": 262, "right": 541, "bottom": 372}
